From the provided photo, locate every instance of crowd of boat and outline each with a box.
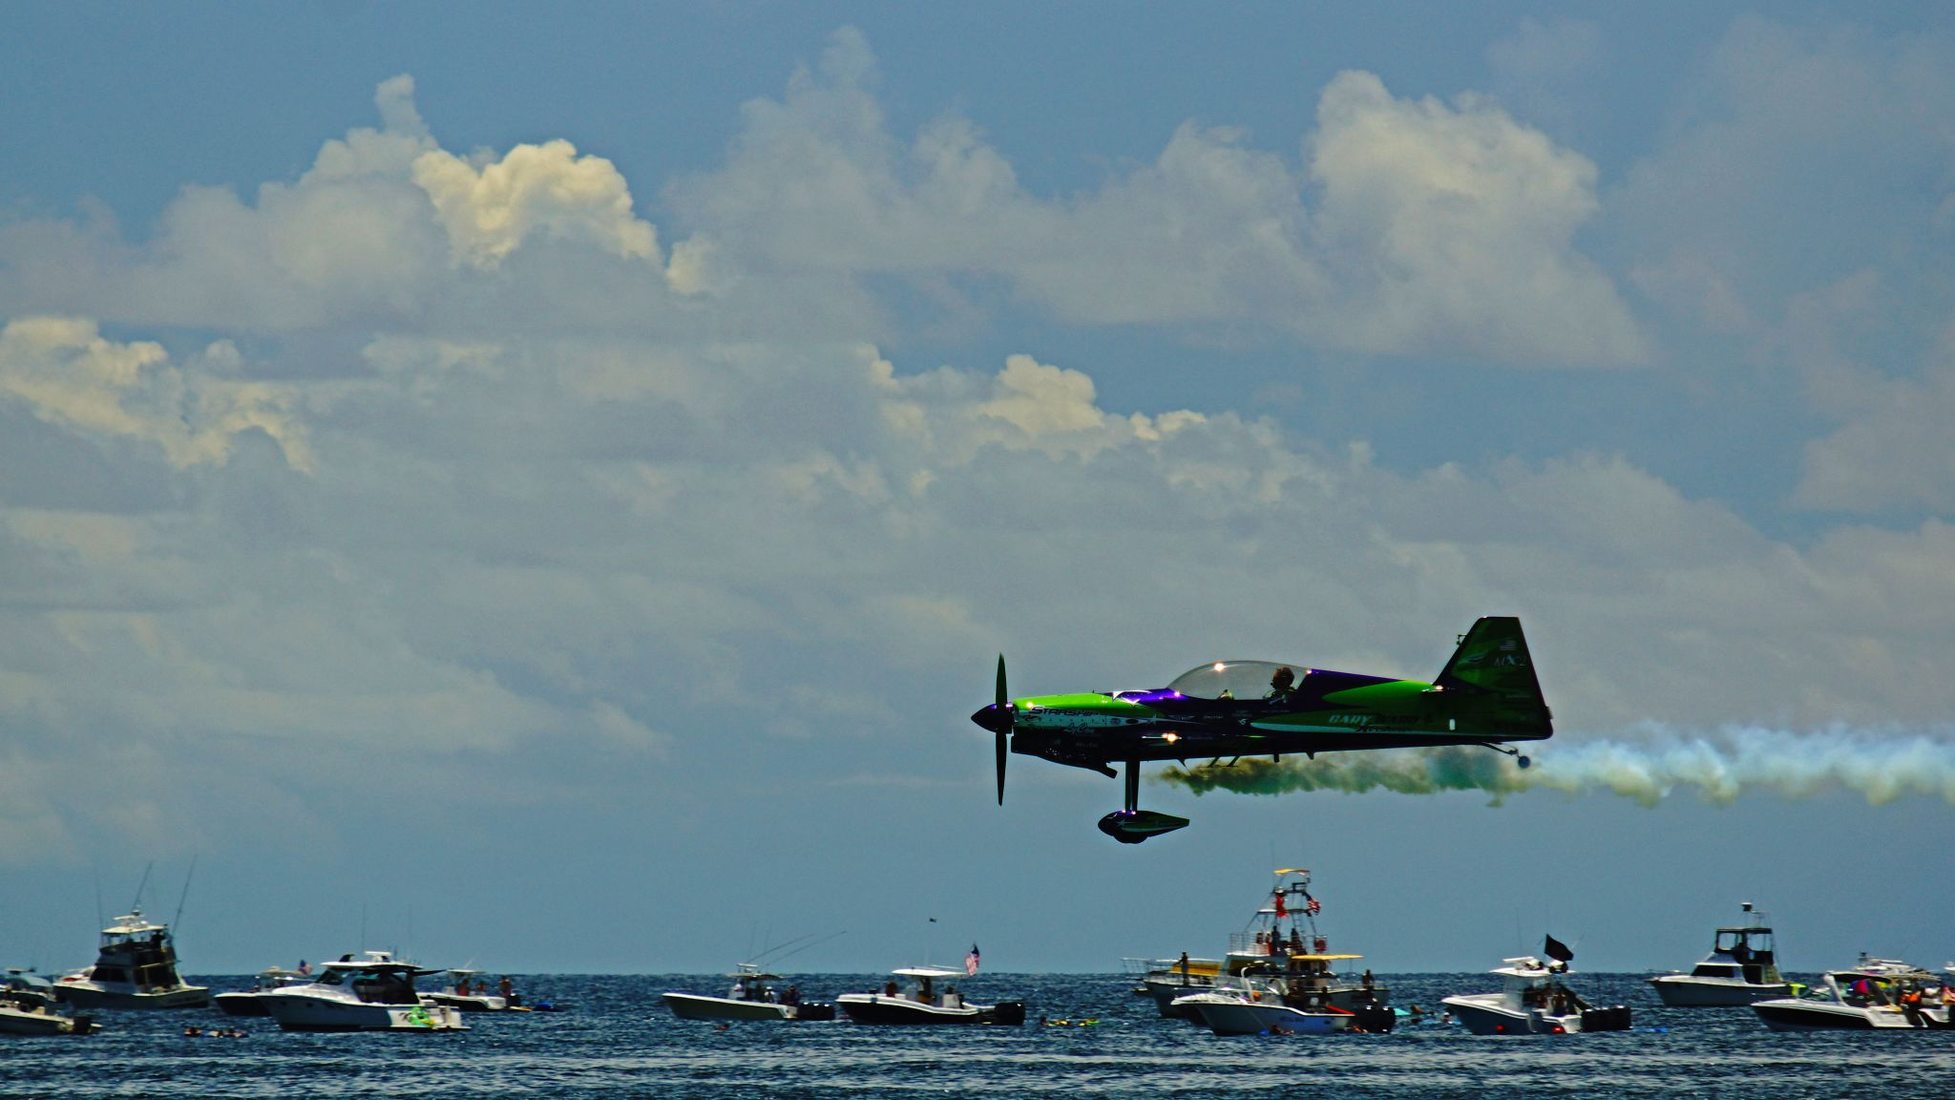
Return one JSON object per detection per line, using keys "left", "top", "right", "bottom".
{"left": 1, "top": 908, "right": 551, "bottom": 1036}
{"left": 9, "top": 874, "right": 1954, "bottom": 1038}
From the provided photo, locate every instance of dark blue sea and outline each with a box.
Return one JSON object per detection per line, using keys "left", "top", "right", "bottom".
{"left": 8, "top": 973, "right": 1952, "bottom": 1099}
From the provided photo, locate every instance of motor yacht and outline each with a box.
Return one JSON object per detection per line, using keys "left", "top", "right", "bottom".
{"left": 0, "top": 970, "right": 97, "bottom": 1036}
{"left": 52, "top": 910, "right": 209, "bottom": 1009}
{"left": 663, "top": 962, "right": 834, "bottom": 1022}
{"left": 1441, "top": 952, "right": 1631, "bottom": 1036}
{"left": 1752, "top": 955, "right": 1952, "bottom": 1030}
{"left": 258, "top": 951, "right": 466, "bottom": 1032}
{"left": 837, "top": 967, "right": 1024, "bottom": 1025}
{"left": 1648, "top": 902, "right": 1789, "bottom": 1006}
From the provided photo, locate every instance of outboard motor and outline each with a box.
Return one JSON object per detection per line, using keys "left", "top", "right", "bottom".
{"left": 985, "top": 1001, "right": 1027, "bottom": 1026}
{"left": 1580, "top": 1005, "right": 1632, "bottom": 1032}
{"left": 1350, "top": 1004, "right": 1397, "bottom": 1033}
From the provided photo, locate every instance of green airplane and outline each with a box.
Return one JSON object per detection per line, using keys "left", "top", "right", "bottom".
{"left": 971, "top": 616, "right": 1552, "bottom": 843}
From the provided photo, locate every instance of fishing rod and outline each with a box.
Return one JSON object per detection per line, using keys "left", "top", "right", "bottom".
{"left": 764, "top": 930, "right": 848, "bottom": 966}
{"left": 172, "top": 856, "right": 198, "bottom": 934}
{"left": 130, "top": 862, "right": 154, "bottom": 914}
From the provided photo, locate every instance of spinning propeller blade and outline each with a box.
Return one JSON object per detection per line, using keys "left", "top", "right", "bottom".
{"left": 995, "top": 654, "right": 1009, "bottom": 805}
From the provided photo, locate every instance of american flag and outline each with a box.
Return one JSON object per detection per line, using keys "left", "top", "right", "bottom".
{"left": 1305, "top": 896, "right": 1321, "bottom": 916}
{"left": 965, "top": 944, "right": 981, "bottom": 977}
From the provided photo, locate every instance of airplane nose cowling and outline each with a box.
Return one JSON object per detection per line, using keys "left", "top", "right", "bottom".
{"left": 970, "top": 703, "right": 1011, "bottom": 733}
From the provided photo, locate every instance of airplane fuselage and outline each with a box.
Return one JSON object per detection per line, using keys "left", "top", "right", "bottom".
{"left": 978, "top": 666, "right": 1549, "bottom": 775}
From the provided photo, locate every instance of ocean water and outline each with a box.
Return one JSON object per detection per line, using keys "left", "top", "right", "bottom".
{"left": 8, "top": 972, "right": 1953, "bottom": 1099}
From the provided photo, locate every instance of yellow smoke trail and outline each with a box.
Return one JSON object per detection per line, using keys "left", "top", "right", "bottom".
{"left": 1156, "top": 727, "right": 1955, "bottom": 808}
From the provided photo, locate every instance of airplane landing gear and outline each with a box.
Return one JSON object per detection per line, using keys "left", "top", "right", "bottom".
{"left": 1097, "top": 758, "right": 1189, "bottom": 843}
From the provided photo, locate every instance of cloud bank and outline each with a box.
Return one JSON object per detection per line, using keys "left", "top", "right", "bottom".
{"left": 1, "top": 23, "right": 1953, "bottom": 863}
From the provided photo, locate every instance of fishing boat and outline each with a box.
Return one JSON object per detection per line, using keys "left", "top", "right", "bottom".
{"left": 52, "top": 910, "right": 209, "bottom": 1009}
{"left": 0, "top": 970, "right": 97, "bottom": 1036}
{"left": 837, "top": 967, "right": 1024, "bottom": 1025}
{"left": 663, "top": 962, "right": 834, "bottom": 1022}
{"left": 1648, "top": 902, "right": 1789, "bottom": 1006}
{"left": 213, "top": 967, "right": 311, "bottom": 1016}
{"left": 258, "top": 951, "right": 466, "bottom": 1032}
{"left": 1752, "top": 955, "right": 1953, "bottom": 1030}
{"left": 1441, "top": 943, "right": 1631, "bottom": 1036}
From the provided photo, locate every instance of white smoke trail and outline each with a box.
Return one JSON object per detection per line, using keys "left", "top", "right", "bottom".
{"left": 1156, "top": 726, "right": 1955, "bottom": 808}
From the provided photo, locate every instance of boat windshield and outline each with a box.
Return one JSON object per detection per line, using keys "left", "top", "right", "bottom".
{"left": 1715, "top": 929, "right": 1771, "bottom": 957}
{"left": 1165, "top": 661, "right": 1303, "bottom": 701}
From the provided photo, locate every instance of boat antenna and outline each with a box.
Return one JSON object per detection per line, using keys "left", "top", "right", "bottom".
{"left": 171, "top": 856, "right": 198, "bottom": 934}
{"left": 130, "top": 861, "right": 154, "bottom": 914}
{"left": 92, "top": 869, "right": 105, "bottom": 930}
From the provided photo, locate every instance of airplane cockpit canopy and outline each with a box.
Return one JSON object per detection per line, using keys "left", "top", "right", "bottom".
{"left": 1165, "top": 660, "right": 1305, "bottom": 701}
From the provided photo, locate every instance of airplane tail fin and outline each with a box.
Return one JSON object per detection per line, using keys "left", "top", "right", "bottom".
{"left": 1435, "top": 616, "right": 1552, "bottom": 737}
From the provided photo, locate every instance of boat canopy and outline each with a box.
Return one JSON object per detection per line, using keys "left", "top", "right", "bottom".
{"left": 100, "top": 912, "right": 170, "bottom": 942}
{"left": 1166, "top": 661, "right": 1308, "bottom": 701}
{"left": 890, "top": 967, "right": 966, "bottom": 979}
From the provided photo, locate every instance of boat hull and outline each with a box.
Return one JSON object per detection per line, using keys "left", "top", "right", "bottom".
{"left": 1181, "top": 996, "right": 1351, "bottom": 1036}
{"left": 422, "top": 992, "right": 509, "bottom": 1012}
{"left": 1145, "top": 976, "right": 1215, "bottom": 1018}
{"left": 1752, "top": 999, "right": 1948, "bottom": 1030}
{"left": 836, "top": 994, "right": 1023, "bottom": 1025}
{"left": 212, "top": 992, "right": 271, "bottom": 1017}
{"left": 52, "top": 982, "right": 209, "bottom": 1010}
{"left": 0, "top": 1005, "right": 92, "bottom": 1035}
{"left": 261, "top": 993, "right": 466, "bottom": 1032}
{"left": 663, "top": 993, "right": 795, "bottom": 1021}
{"left": 1649, "top": 976, "right": 1787, "bottom": 1007}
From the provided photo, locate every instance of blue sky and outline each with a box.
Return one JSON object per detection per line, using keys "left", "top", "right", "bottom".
{"left": 3, "top": 3, "right": 1954, "bottom": 976}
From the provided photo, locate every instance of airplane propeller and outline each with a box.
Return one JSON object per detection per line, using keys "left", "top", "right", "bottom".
{"left": 969, "top": 654, "right": 1015, "bottom": 804}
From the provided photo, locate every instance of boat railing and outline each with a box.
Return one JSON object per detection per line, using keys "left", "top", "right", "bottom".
{"left": 1228, "top": 932, "right": 1293, "bottom": 957}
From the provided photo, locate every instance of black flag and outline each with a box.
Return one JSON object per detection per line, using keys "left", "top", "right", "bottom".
{"left": 1543, "top": 934, "right": 1574, "bottom": 963}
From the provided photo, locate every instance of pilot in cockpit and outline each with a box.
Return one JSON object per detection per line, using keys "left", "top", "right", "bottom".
{"left": 1267, "top": 666, "right": 1296, "bottom": 699}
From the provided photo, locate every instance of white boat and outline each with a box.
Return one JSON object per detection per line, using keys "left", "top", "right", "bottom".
{"left": 213, "top": 966, "right": 310, "bottom": 1016}
{"left": 422, "top": 969, "right": 514, "bottom": 1013}
{"left": 1133, "top": 954, "right": 1222, "bottom": 1015}
{"left": 663, "top": 963, "right": 834, "bottom": 1022}
{"left": 258, "top": 952, "right": 466, "bottom": 1032}
{"left": 1648, "top": 902, "right": 1790, "bottom": 1006}
{"left": 1, "top": 971, "right": 97, "bottom": 1036}
{"left": 1154, "top": 867, "right": 1389, "bottom": 1023}
{"left": 1752, "top": 955, "right": 1953, "bottom": 1030}
{"left": 1441, "top": 952, "right": 1631, "bottom": 1036}
{"left": 1170, "top": 971, "right": 1367, "bottom": 1036}
{"left": 837, "top": 967, "right": 1025, "bottom": 1025}
{"left": 52, "top": 910, "right": 209, "bottom": 1009}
